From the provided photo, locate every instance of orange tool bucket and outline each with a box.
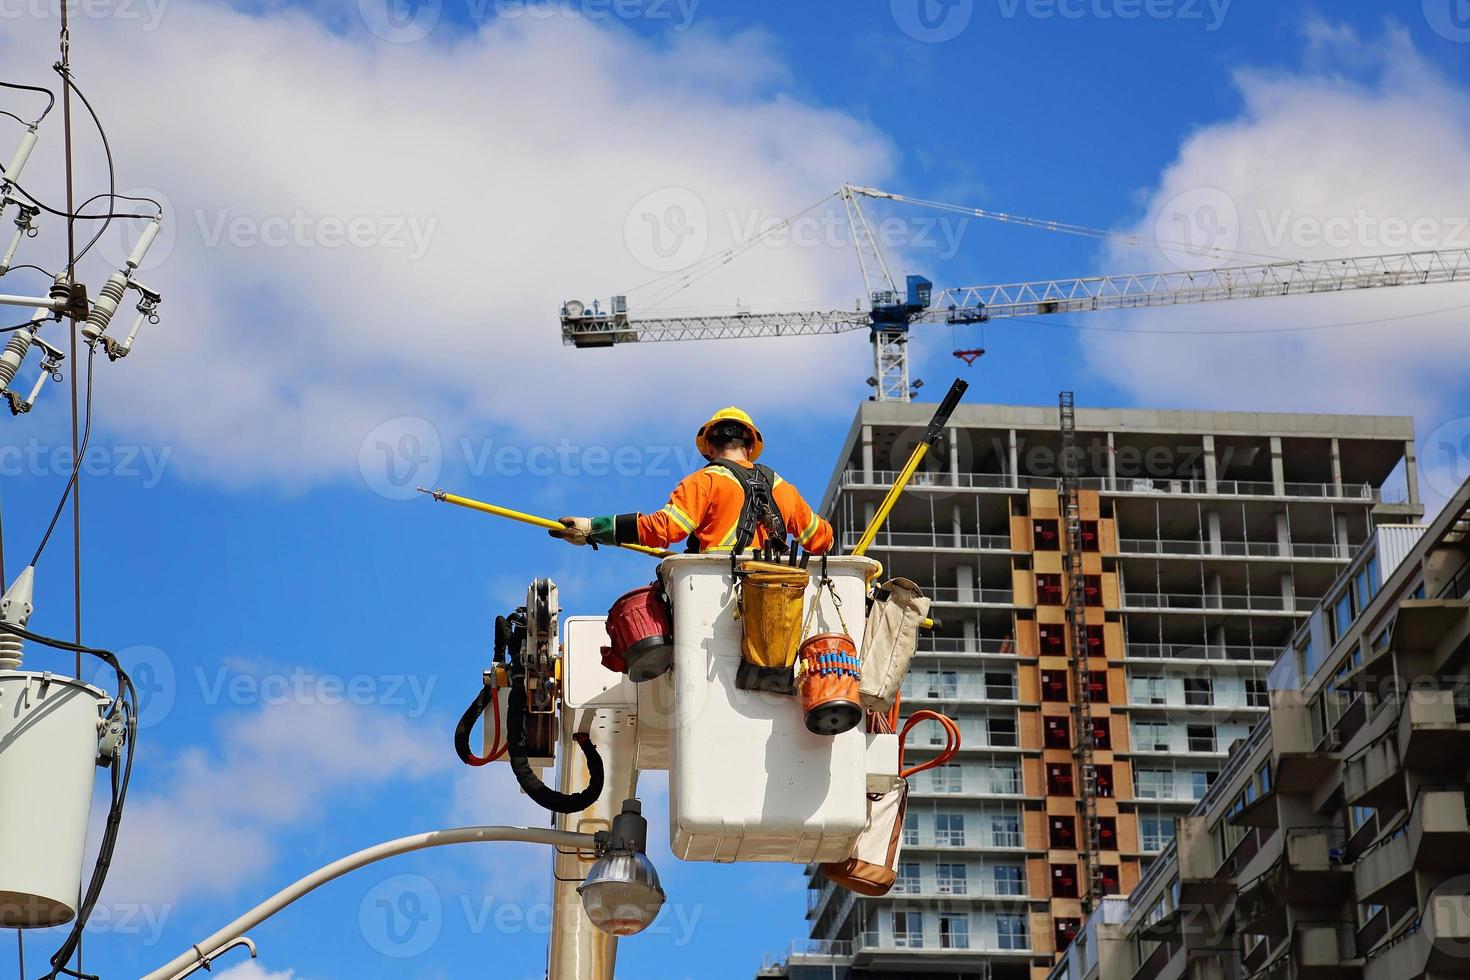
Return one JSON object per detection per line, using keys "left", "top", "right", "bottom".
{"left": 605, "top": 584, "right": 673, "bottom": 682}
{"left": 798, "top": 632, "right": 863, "bottom": 736}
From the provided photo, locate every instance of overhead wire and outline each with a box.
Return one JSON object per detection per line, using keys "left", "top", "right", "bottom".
{"left": 29, "top": 345, "right": 93, "bottom": 569}
{"left": 0, "top": 79, "right": 56, "bottom": 124}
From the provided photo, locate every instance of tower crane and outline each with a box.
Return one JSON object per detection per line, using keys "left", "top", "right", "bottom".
{"left": 559, "top": 184, "right": 1470, "bottom": 402}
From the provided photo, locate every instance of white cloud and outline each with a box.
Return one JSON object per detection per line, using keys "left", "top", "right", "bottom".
{"left": 101, "top": 698, "right": 448, "bottom": 907}
{"left": 211, "top": 962, "right": 297, "bottom": 980}
{"left": 0, "top": 6, "right": 891, "bottom": 487}
{"left": 1084, "top": 23, "right": 1470, "bottom": 426}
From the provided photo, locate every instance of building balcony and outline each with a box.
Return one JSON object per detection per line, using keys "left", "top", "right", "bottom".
{"left": 1292, "top": 922, "right": 1362, "bottom": 979}
{"left": 1364, "top": 893, "right": 1470, "bottom": 980}
{"left": 927, "top": 586, "right": 1016, "bottom": 606}
{"left": 1342, "top": 733, "right": 1406, "bottom": 811}
{"left": 1125, "top": 641, "right": 1277, "bottom": 665}
{"left": 1080, "top": 476, "right": 1379, "bottom": 502}
{"left": 840, "top": 468, "right": 1056, "bottom": 492}
{"left": 913, "top": 637, "right": 1019, "bottom": 658}
{"left": 853, "top": 928, "right": 1033, "bottom": 964}
{"left": 1121, "top": 591, "right": 1310, "bottom": 615}
{"left": 1234, "top": 830, "right": 1351, "bottom": 936}
{"left": 1398, "top": 688, "right": 1470, "bottom": 769}
{"left": 1355, "top": 787, "right": 1470, "bottom": 905}
{"left": 841, "top": 530, "right": 1013, "bottom": 552}
{"left": 1117, "top": 538, "right": 1344, "bottom": 561}
{"left": 1349, "top": 597, "right": 1470, "bottom": 687}
{"left": 900, "top": 679, "right": 1018, "bottom": 704}
{"left": 1269, "top": 696, "right": 1340, "bottom": 796}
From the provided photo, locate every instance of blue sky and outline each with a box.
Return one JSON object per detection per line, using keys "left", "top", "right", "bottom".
{"left": 3, "top": 1, "right": 1470, "bottom": 978}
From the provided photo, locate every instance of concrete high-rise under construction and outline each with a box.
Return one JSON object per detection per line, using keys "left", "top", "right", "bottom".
{"left": 756, "top": 400, "right": 1422, "bottom": 980}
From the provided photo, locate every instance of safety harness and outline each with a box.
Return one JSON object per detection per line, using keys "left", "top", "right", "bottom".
{"left": 692, "top": 459, "right": 789, "bottom": 557}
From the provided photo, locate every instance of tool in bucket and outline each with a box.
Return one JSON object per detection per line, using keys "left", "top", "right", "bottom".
{"left": 601, "top": 583, "right": 674, "bottom": 682}
{"left": 796, "top": 572, "right": 863, "bottom": 736}
{"left": 732, "top": 558, "right": 808, "bottom": 695}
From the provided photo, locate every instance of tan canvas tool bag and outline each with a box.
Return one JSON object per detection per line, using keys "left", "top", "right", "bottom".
{"left": 859, "top": 577, "right": 930, "bottom": 713}
{"left": 734, "top": 560, "right": 809, "bottom": 669}
{"left": 820, "top": 777, "right": 908, "bottom": 896}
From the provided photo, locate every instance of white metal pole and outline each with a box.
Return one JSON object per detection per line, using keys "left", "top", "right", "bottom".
{"left": 139, "top": 825, "right": 597, "bottom": 980}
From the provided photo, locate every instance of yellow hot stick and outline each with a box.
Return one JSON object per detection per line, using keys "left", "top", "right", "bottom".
{"left": 851, "top": 379, "right": 969, "bottom": 557}
{"left": 418, "top": 488, "right": 675, "bottom": 559}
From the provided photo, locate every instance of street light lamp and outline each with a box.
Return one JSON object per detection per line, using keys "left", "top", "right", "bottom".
{"left": 579, "top": 799, "right": 665, "bottom": 937}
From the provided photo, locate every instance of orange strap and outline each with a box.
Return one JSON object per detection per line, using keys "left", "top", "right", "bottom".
{"left": 899, "top": 708, "right": 961, "bottom": 778}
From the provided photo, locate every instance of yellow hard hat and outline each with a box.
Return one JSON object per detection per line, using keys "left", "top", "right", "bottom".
{"left": 696, "top": 406, "right": 764, "bottom": 461}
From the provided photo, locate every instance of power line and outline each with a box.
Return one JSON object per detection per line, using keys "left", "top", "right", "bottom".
{"left": 29, "top": 346, "right": 93, "bottom": 569}
{"left": 0, "top": 79, "right": 55, "bottom": 124}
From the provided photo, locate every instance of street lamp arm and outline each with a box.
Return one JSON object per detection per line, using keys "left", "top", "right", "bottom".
{"left": 138, "top": 825, "right": 598, "bottom": 980}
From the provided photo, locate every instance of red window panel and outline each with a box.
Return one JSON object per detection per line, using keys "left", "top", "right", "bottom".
{"left": 1041, "top": 670, "right": 1069, "bottom": 702}
{"left": 1049, "top": 815, "right": 1077, "bottom": 849}
{"left": 1054, "top": 918, "right": 1082, "bottom": 952}
{"left": 1037, "top": 573, "right": 1064, "bottom": 605}
{"left": 1098, "top": 817, "right": 1119, "bottom": 851}
{"left": 1095, "top": 764, "right": 1115, "bottom": 798}
{"left": 1083, "top": 574, "right": 1104, "bottom": 607}
{"left": 1047, "top": 763, "right": 1074, "bottom": 796}
{"left": 1033, "top": 519, "right": 1060, "bottom": 551}
{"left": 1100, "top": 865, "right": 1121, "bottom": 896}
{"left": 1039, "top": 623, "right": 1066, "bottom": 655}
{"left": 1085, "top": 624, "right": 1105, "bottom": 656}
{"left": 1051, "top": 863, "right": 1079, "bottom": 898}
{"left": 1091, "top": 719, "right": 1113, "bottom": 750}
{"left": 1044, "top": 716, "right": 1071, "bottom": 749}
{"left": 1079, "top": 520, "right": 1100, "bottom": 552}
{"left": 1088, "top": 670, "right": 1110, "bottom": 703}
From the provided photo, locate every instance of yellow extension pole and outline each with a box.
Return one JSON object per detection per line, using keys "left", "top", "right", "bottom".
{"left": 418, "top": 487, "right": 675, "bottom": 559}
{"left": 851, "top": 379, "right": 969, "bottom": 557}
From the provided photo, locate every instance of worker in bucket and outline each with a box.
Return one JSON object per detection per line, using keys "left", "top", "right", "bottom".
{"left": 550, "top": 407, "right": 834, "bottom": 556}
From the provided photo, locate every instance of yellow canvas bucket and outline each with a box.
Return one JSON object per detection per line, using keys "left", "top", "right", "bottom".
{"left": 735, "top": 561, "right": 808, "bottom": 669}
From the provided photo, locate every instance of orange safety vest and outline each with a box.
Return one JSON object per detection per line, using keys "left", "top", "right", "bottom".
{"left": 635, "top": 460, "right": 834, "bottom": 554}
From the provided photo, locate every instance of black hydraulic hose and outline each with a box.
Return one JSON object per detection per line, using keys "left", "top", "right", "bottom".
{"left": 505, "top": 674, "right": 604, "bottom": 814}
{"left": 454, "top": 684, "right": 498, "bottom": 767}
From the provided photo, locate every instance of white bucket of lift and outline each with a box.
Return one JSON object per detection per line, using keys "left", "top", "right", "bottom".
{"left": 0, "top": 670, "right": 107, "bottom": 928}
{"left": 661, "top": 555, "right": 877, "bottom": 864}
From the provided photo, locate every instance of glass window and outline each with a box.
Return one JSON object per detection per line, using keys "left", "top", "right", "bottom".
{"left": 1366, "top": 552, "right": 1381, "bottom": 594}
{"left": 903, "top": 811, "right": 919, "bottom": 845}
{"left": 984, "top": 764, "right": 1019, "bottom": 795}
{"left": 990, "top": 813, "right": 1020, "bottom": 848}
{"left": 937, "top": 863, "right": 967, "bottom": 895}
{"left": 1134, "top": 720, "right": 1170, "bottom": 751}
{"left": 1355, "top": 566, "right": 1372, "bottom": 612}
{"left": 1187, "top": 723, "right": 1217, "bottom": 753}
{"left": 895, "top": 861, "right": 920, "bottom": 893}
{"left": 984, "top": 671, "right": 1016, "bottom": 700}
{"left": 1246, "top": 678, "right": 1268, "bottom": 708}
{"left": 893, "top": 909, "right": 923, "bottom": 948}
{"left": 1189, "top": 770, "right": 1213, "bottom": 800}
{"left": 939, "top": 913, "right": 969, "bottom": 950}
{"left": 992, "top": 865, "right": 1024, "bottom": 896}
{"left": 1136, "top": 769, "right": 1170, "bottom": 800}
{"left": 996, "top": 914, "right": 1027, "bottom": 951}
{"left": 1184, "top": 677, "right": 1214, "bottom": 706}
{"left": 987, "top": 716, "right": 1018, "bottom": 748}
{"left": 936, "top": 812, "right": 965, "bottom": 847}
{"left": 1130, "top": 674, "right": 1167, "bottom": 704}
{"left": 1140, "top": 814, "right": 1175, "bottom": 852}
{"left": 933, "top": 763, "right": 964, "bottom": 793}
{"left": 1333, "top": 590, "right": 1355, "bottom": 643}
{"left": 927, "top": 670, "right": 958, "bottom": 699}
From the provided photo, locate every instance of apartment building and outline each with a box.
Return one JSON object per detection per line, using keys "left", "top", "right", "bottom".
{"left": 1045, "top": 472, "right": 1470, "bottom": 980}
{"left": 757, "top": 400, "right": 1421, "bottom": 980}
